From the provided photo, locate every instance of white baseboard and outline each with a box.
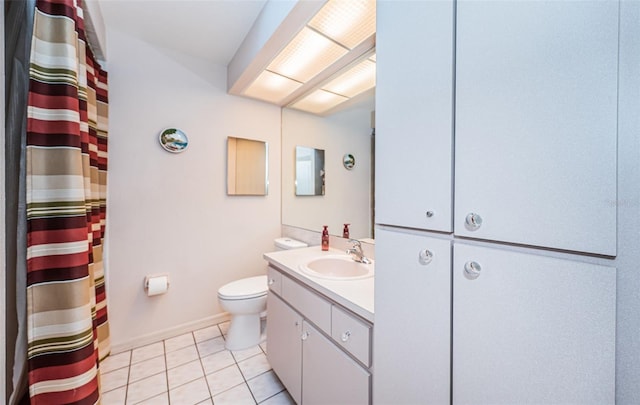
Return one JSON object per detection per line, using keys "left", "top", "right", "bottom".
{"left": 110, "top": 313, "right": 231, "bottom": 355}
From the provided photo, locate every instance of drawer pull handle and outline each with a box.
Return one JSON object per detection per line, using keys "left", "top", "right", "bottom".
{"left": 268, "top": 279, "right": 275, "bottom": 286}
{"left": 301, "top": 331, "right": 310, "bottom": 341}
{"left": 341, "top": 331, "right": 352, "bottom": 342}
{"left": 465, "top": 213, "right": 483, "bottom": 230}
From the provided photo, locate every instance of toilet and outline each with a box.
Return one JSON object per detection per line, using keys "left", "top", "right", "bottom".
{"left": 217, "top": 237, "right": 307, "bottom": 351}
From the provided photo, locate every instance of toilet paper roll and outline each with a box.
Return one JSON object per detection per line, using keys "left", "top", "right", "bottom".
{"left": 146, "top": 276, "right": 168, "bottom": 296}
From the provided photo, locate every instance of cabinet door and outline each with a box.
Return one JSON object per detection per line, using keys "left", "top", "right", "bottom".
{"left": 453, "top": 243, "right": 616, "bottom": 405}
{"left": 302, "top": 321, "right": 370, "bottom": 405}
{"left": 375, "top": 0, "right": 454, "bottom": 232}
{"left": 454, "top": 1, "right": 618, "bottom": 255}
{"left": 266, "top": 293, "right": 302, "bottom": 404}
{"left": 373, "top": 227, "right": 451, "bottom": 405}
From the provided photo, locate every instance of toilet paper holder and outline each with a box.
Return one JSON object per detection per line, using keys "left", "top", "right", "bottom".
{"left": 144, "top": 273, "right": 170, "bottom": 294}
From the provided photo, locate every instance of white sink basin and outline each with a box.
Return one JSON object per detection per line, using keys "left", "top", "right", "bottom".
{"left": 299, "top": 255, "right": 374, "bottom": 280}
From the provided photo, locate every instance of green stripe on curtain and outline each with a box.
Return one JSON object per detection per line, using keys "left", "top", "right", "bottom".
{"left": 26, "top": 0, "right": 110, "bottom": 403}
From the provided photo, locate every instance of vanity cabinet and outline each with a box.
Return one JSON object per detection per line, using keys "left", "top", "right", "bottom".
{"left": 266, "top": 266, "right": 372, "bottom": 404}
{"left": 453, "top": 243, "right": 616, "bottom": 404}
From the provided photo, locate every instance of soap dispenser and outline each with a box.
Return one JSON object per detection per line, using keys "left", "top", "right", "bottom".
{"left": 322, "top": 226, "right": 329, "bottom": 251}
{"left": 343, "top": 224, "right": 350, "bottom": 239}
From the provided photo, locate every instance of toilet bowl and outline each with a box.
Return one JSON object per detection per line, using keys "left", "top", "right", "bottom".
{"left": 218, "top": 275, "right": 268, "bottom": 351}
{"left": 218, "top": 237, "right": 308, "bottom": 351}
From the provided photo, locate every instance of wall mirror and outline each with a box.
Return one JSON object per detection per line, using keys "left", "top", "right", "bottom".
{"left": 295, "top": 146, "right": 325, "bottom": 196}
{"left": 227, "top": 136, "right": 268, "bottom": 196}
{"left": 282, "top": 99, "right": 375, "bottom": 239}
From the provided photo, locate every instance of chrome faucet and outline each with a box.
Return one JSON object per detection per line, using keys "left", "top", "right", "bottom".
{"left": 346, "top": 239, "right": 371, "bottom": 264}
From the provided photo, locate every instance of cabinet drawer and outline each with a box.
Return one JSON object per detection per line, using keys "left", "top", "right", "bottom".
{"left": 267, "top": 267, "right": 282, "bottom": 296}
{"left": 331, "top": 306, "right": 371, "bottom": 367}
{"left": 282, "top": 276, "right": 331, "bottom": 334}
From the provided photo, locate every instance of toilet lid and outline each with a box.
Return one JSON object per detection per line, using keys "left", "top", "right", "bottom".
{"left": 218, "top": 275, "right": 268, "bottom": 300}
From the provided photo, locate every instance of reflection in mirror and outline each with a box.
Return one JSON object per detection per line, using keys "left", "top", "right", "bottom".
{"left": 282, "top": 104, "right": 374, "bottom": 239}
{"left": 295, "top": 146, "right": 325, "bottom": 196}
{"left": 227, "top": 136, "right": 268, "bottom": 196}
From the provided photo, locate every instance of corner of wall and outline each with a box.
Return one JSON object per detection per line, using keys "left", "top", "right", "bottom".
{"left": 1, "top": 2, "right": 7, "bottom": 401}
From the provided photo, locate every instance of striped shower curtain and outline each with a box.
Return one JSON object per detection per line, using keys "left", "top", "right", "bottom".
{"left": 26, "top": 0, "right": 110, "bottom": 402}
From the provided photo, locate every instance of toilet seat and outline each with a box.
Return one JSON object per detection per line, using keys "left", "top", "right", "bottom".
{"left": 218, "top": 275, "right": 268, "bottom": 300}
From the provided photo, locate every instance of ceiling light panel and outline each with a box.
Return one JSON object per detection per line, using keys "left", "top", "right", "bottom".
{"left": 244, "top": 70, "right": 303, "bottom": 104}
{"left": 268, "top": 27, "right": 348, "bottom": 83}
{"left": 291, "top": 89, "right": 349, "bottom": 114}
{"left": 322, "top": 59, "right": 376, "bottom": 97}
{"left": 308, "top": 0, "right": 376, "bottom": 49}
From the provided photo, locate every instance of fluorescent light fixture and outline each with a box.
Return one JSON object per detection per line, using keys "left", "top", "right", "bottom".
{"left": 322, "top": 58, "right": 375, "bottom": 98}
{"left": 308, "top": 0, "right": 376, "bottom": 49}
{"left": 268, "top": 27, "right": 348, "bottom": 83}
{"left": 290, "top": 89, "right": 349, "bottom": 115}
{"left": 244, "top": 70, "right": 303, "bottom": 104}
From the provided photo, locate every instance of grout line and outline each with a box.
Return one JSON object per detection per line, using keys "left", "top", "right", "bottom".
{"left": 196, "top": 330, "right": 216, "bottom": 403}
{"left": 162, "top": 340, "right": 170, "bottom": 405}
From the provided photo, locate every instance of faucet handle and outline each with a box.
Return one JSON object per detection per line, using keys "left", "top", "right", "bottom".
{"left": 348, "top": 239, "right": 361, "bottom": 247}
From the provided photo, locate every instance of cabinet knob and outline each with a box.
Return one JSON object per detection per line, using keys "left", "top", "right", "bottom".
{"left": 426, "top": 211, "right": 434, "bottom": 218}
{"left": 464, "top": 261, "right": 482, "bottom": 280}
{"left": 268, "top": 279, "right": 275, "bottom": 286}
{"left": 418, "top": 249, "right": 434, "bottom": 265}
{"left": 301, "top": 331, "right": 310, "bottom": 341}
{"left": 341, "top": 331, "right": 351, "bottom": 342}
{"left": 465, "top": 213, "right": 483, "bottom": 230}
{"left": 294, "top": 321, "right": 299, "bottom": 327}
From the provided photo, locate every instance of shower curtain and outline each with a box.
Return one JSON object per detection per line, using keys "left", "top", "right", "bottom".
{"left": 25, "top": 0, "right": 110, "bottom": 402}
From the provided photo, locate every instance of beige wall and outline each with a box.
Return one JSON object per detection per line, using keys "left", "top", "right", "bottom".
{"left": 105, "top": 27, "right": 282, "bottom": 351}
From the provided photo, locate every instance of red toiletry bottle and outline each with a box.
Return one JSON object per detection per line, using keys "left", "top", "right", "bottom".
{"left": 343, "top": 224, "right": 350, "bottom": 239}
{"left": 322, "top": 226, "right": 329, "bottom": 251}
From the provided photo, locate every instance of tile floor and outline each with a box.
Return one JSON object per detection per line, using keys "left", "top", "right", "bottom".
{"left": 100, "top": 321, "right": 294, "bottom": 405}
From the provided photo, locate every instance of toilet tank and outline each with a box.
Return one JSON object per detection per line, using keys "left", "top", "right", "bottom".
{"left": 274, "top": 237, "right": 308, "bottom": 251}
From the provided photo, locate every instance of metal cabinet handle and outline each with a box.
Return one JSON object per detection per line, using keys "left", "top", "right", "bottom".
{"left": 341, "top": 331, "right": 351, "bottom": 342}
{"left": 465, "top": 213, "right": 483, "bottom": 230}
{"left": 464, "top": 261, "right": 482, "bottom": 280}
{"left": 268, "top": 279, "right": 275, "bottom": 286}
{"left": 426, "top": 211, "right": 434, "bottom": 218}
{"left": 301, "top": 331, "right": 310, "bottom": 341}
{"left": 418, "top": 249, "right": 434, "bottom": 265}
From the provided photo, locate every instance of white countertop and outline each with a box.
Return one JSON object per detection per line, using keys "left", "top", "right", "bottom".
{"left": 263, "top": 246, "right": 374, "bottom": 323}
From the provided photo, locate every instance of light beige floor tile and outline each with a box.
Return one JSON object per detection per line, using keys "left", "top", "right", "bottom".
{"left": 166, "top": 344, "right": 199, "bottom": 370}
{"left": 101, "top": 386, "right": 126, "bottom": 405}
{"left": 259, "top": 390, "right": 296, "bottom": 405}
{"left": 125, "top": 372, "right": 167, "bottom": 404}
{"left": 193, "top": 325, "right": 222, "bottom": 343}
{"left": 164, "top": 332, "right": 195, "bottom": 353}
{"left": 238, "top": 353, "right": 271, "bottom": 380}
{"left": 259, "top": 342, "right": 267, "bottom": 355}
{"left": 168, "top": 359, "right": 205, "bottom": 390}
{"left": 205, "top": 364, "right": 245, "bottom": 396}
{"left": 201, "top": 350, "right": 235, "bottom": 375}
{"left": 213, "top": 382, "right": 256, "bottom": 405}
{"left": 169, "top": 377, "right": 211, "bottom": 404}
{"left": 197, "top": 399, "right": 214, "bottom": 405}
{"left": 101, "top": 351, "right": 131, "bottom": 374}
{"left": 102, "top": 367, "right": 129, "bottom": 392}
{"left": 129, "top": 355, "right": 166, "bottom": 383}
{"left": 131, "top": 342, "right": 164, "bottom": 364}
{"left": 232, "top": 345, "right": 262, "bottom": 362}
{"left": 218, "top": 321, "right": 230, "bottom": 335}
{"left": 247, "top": 371, "right": 284, "bottom": 403}
{"left": 136, "top": 392, "right": 169, "bottom": 405}
{"left": 196, "top": 336, "right": 226, "bottom": 357}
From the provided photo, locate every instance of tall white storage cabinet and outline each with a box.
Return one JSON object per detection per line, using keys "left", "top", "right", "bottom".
{"left": 454, "top": 1, "right": 619, "bottom": 256}
{"left": 374, "top": 0, "right": 619, "bottom": 404}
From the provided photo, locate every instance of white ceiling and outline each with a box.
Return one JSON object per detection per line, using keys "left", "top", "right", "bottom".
{"left": 98, "top": 0, "right": 268, "bottom": 67}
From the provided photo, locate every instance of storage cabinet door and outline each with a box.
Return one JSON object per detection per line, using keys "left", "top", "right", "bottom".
{"left": 375, "top": 0, "right": 454, "bottom": 232}
{"left": 302, "top": 321, "right": 370, "bottom": 405}
{"left": 454, "top": 1, "right": 618, "bottom": 255}
{"left": 453, "top": 243, "right": 616, "bottom": 405}
{"left": 373, "top": 227, "right": 451, "bottom": 404}
{"left": 266, "top": 293, "right": 302, "bottom": 404}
